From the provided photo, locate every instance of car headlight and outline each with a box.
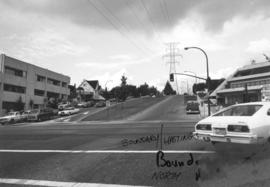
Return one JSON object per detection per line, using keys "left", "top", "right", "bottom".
{"left": 196, "top": 124, "right": 212, "bottom": 131}
{"left": 227, "top": 125, "right": 249, "bottom": 133}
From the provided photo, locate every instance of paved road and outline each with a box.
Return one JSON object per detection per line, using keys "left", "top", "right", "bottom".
{"left": 1, "top": 122, "right": 270, "bottom": 187}
{"left": 127, "top": 95, "right": 201, "bottom": 121}
{"left": 1, "top": 96, "right": 270, "bottom": 187}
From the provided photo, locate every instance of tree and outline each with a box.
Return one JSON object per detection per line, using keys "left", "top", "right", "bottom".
{"left": 47, "top": 98, "right": 58, "bottom": 109}
{"left": 68, "top": 84, "right": 77, "bottom": 101}
{"left": 29, "top": 99, "right": 34, "bottom": 109}
{"left": 15, "top": 96, "right": 25, "bottom": 111}
{"left": 163, "top": 81, "right": 175, "bottom": 95}
{"left": 138, "top": 83, "right": 150, "bottom": 96}
{"left": 192, "top": 78, "right": 225, "bottom": 94}
{"left": 192, "top": 83, "right": 206, "bottom": 94}
{"left": 121, "top": 75, "right": 127, "bottom": 87}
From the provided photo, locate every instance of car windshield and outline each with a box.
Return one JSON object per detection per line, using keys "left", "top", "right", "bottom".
{"left": 66, "top": 107, "right": 74, "bottom": 110}
{"left": 213, "top": 105, "right": 263, "bottom": 116}
{"left": 30, "top": 110, "right": 39, "bottom": 114}
{"left": 7, "top": 112, "right": 16, "bottom": 116}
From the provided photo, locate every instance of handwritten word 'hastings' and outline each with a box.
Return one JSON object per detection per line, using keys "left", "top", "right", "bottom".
{"left": 163, "top": 133, "right": 194, "bottom": 145}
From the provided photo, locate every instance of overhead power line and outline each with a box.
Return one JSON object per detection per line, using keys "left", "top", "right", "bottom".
{"left": 140, "top": 0, "right": 164, "bottom": 45}
{"left": 161, "top": 0, "right": 172, "bottom": 26}
{"left": 86, "top": 0, "right": 150, "bottom": 56}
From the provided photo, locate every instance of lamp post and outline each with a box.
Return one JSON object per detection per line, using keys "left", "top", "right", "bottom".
{"left": 184, "top": 46, "right": 211, "bottom": 116}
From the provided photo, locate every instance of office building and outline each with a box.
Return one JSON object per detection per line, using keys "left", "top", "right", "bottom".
{"left": 0, "top": 54, "right": 70, "bottom": 115}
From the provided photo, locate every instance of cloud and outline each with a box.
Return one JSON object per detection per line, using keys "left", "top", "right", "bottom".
{"left": 90, "top": 68, "right": 133, "bottom": 89}
{"left": 75, "top": 54, "right": 161, "bottom": 69}
{"left": 109, "top": 54, "right": 133, "bottom": 60}
{"left": 2, "top": 28, "right": 92, "bottom": 63}
{"left": 246, "top": 38, "right": 270, "bottom": 53}
{"left": 2, "top": 0, "right": 270, "bottom": 34}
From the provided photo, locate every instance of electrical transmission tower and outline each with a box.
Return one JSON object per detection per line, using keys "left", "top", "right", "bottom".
{"left": 163, "top": 42, "right": 182, "bottom": 94}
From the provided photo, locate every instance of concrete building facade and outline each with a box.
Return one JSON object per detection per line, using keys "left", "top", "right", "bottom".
{"left": 212, "top": 61, "right": 270, "bottom": 106}
{"left": 0, "top": 54, "right": 70, "bottom": 116}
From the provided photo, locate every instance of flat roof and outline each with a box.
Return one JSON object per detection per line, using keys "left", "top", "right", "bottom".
{"left": 2, "top": 54, "right": 70, "bottom": 79}
{"left": 217, "top": 85, "right": 263, "bottom": 94}
{"left": 238, "top": 61, "right": 270, "bottom": 71}
{"left": 228, "top": 72, "right": 270, "bottom": 82}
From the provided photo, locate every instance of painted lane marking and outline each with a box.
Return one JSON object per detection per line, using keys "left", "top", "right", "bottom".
{"left": 0, "top": 178, "right": 148, "bottom": 187}
{"left": 0, "top": 149, "right": 215, "bottom": 154}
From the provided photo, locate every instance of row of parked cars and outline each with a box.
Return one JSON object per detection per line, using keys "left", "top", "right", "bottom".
{"left": 0, "top": 100, "right": 107, "bottom": 125}
{"left": 0, "top": 108, "right": 56, "bottom": 125}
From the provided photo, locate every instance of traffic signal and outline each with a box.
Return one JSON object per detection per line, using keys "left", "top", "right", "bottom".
{"left": 170, "top": 73, "right": 174, "bottom": 82}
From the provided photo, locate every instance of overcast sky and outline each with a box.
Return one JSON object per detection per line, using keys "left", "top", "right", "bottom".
{"left": 1, "top": 0, "right": 270, "bottom": 91}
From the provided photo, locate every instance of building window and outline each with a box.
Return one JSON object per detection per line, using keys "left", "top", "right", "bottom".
{"left": 4, "top": 66, "right": 27, "bottom": 78}
{"left": 2, "top": 101, "right": 25, "bottom": 112}
{"left": 4, "top": 84, "right": 26, "bottom": 94}
{"left": 47, "top": 78, "right": 60, "bottom": 86}
{"left": 34, "top": 89, "right": 45, "bottom": 96}
{"left": 37, "top": 75, "right": 46, "bottom": 82}
{"left": 47, "top": 91, "right": 60, "bottom": 98}
{"left": 62, "top": 82, "right": 67, "bottom": 88}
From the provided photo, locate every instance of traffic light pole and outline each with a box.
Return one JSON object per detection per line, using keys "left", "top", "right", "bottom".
{"left": 184, "top": 47, "right": 211, "bottom": 116}
{"left": 170, "top": 72, "right": 211, "bottom": 116}
{"left": 170, "top": 73, "right": 207, "bottom": 81}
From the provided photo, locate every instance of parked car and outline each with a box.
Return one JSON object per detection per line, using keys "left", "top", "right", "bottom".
{"left": 58, "top": 107, "right": 80, "bottom": 116}
{"left": 186, "top": 101, "right": 200, "bottom": 114}
{"left": 77, "top": 102, "right": 88, "bottom": 108}
{"left": 0, "top": 111, "right": 22, "bottom": 125}
{"left": 28, "top": 108, "right": 54, "bottom": 122}
{"left": 77, "top": 101, "right": 94, "bottom": 108}
{"left": 58, "top": 102, "right": 71, "bottom": 111}
{"left": 193, "top": 102, "right": 270, "bottom": 144}
{"left": 95, "top": 101, "right": 106, "bottom": 107}
{"left": 21, "top": 110, "right": 32, "bottom": 122}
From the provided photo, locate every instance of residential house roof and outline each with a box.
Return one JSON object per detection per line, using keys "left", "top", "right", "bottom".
{"left": 86, "top": 80, "right": 99, "bottom": 90}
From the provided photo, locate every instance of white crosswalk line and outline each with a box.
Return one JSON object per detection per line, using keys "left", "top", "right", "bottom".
{"left": 0, "top": 178, "right": 149, "bottom": 187}
{"left": 0, "top": 149, "right": 215, "bottom": 154}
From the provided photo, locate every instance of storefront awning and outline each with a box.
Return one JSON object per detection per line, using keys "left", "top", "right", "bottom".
{"left": 217, "top": 85, "right": 263, "bottom": 94}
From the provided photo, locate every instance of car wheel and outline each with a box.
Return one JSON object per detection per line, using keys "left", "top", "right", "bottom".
{"left": 9, "top": 119, "right": 15, "bottom": 124}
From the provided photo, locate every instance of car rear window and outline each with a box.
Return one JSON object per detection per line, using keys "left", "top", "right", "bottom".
{"left": 213, "top": 105, "right": 262, "bottom": 116}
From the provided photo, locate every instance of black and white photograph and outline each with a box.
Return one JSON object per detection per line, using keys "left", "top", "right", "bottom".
{"left": 1, "top": 0, "right": 270, "bottom": 186}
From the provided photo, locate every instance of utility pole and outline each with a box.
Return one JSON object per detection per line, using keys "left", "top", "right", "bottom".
{"left": 163, "top": 42, "right": 182, "bottom": 94}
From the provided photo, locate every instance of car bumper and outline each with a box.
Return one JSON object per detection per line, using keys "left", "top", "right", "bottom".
{"left": 27, "top": 117, "right": 38, "bottom": 121}
{"left": 186, "top": 110, "right": 200, "bottom": 114}
{"left": 0, "top": 119, "right": 9, "bottom": 124}
{"left": 193, "top": 131, "right": 264, "bottom": 144}
{"left": 58, "top": 112, "right": 67, "bottom": 116}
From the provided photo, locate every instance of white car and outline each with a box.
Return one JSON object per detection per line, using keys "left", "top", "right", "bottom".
{"left": 0, "top": 111, "right": 22, "bottom": 125}
{"left": 58, "top": 107, "right": 79, "bottom": 116}
{"left": 193, "top": 102, "right": 270, "bottom": 144}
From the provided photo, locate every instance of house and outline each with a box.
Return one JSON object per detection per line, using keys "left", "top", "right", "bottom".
{"left": 211, "top": 61, "right": 270, "bottom": 106}
{"left": 77, "top": 80, "right": 105, "bottom": 102}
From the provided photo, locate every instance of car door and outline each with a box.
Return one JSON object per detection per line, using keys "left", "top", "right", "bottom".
{"left": 15, "top": 112, "right": 21, "bottom": 122}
